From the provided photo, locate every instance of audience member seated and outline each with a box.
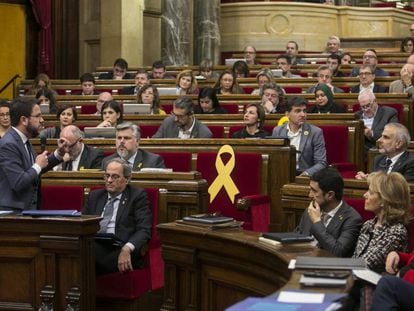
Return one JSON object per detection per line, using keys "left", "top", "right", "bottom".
{"left": 355, "top": 90, "right": 398, "bottom": 153}
{"left": 74, "top": 72, "right": 99, "bottom": 95}
{"left": 271, "top": 96, "right": 327, "bottom": 176}
{"left": 152, "top": 96, "right": 212, "bottom": 138}
{"left": 40, "top": 105, "right": 77, "bottom": 139}
{"left": 197, "top": 58, "right": 219, "bottom": 80}
{"left": 351, "top": 49, "right": 390, "bottom": 77}
{"left": 389, "top": 63, "right": 414, "bottom": 97}
{"left": 214, "top": 70, "right": 244, "bottom": 95}
{"left": 58, "top": 125, "right": 104, "bottom": 171}
{"left": 251, "top": 68, "right": 276, "bottom": 95}
{"left": 285, "top": 40, "right": 306, "bottom": 65}
{"left": 340, "top": 52, "right": 352, "bottom": 65}
{"left": 325, "top": 35, "right": 342, "bottom": 55}
{"left": 306, "top": 65, "right": 344, "bottom": 93}
{"left": 137, "top": 84, "right": 166, "bottom": 115}
{"left": 231, "top": 103, "right": 269, "bottom": 138}
{"left": 401, "top": 37, "right": 414, "bottom": 54}
{"left": 122, "top": 69, "right": 150, "bottom": 95}
{"left": 356, "top": 123, "right": 414, "bottom": 182}
{"left": 350, "top": 64, "right": 388, "bottom": 93}
{"left": 309, "top": 84, "right": 346, "bottom": 114}
{"left": 36, "top": 88, "right": 58, "bottom": 114}
{"left": 275, "top": 54, "right": 302, "bottom": 78}
{"left": 93, "top": 92, "right": 113, "bottom": 116}
{"left": 260, "top": 83, "right": 287, "bottom": 114}
{"left": 149, "top": 60, "right": 171, "bottom": 79}
{"left": 97, "top": 100, "right": 123, "bottom": 128}
{"left": 0, "top": 101, "right": 11, "bottom": 138}
{"left": 176, "top": 69, "right": 199, "bottom": 95}
{"left": 243, "top": 45, "right": 257, "bottom": 66}
{"left": 194, "top": 87, "right": 227, "bottom": 114}
{"left": 98, "top": 58, "right": 132, "bottom": 80}
{"left": 102, "top": 122, "right": 165, "bottom": 171}
{"left": 29, "top": 73, "right": 54, "bottom": 95}
{"left": 83, "top": 158, "right": 152, "bottom": 276}
{"left": 232, "top": 60, "right": 250, "bottom": 78}
{"left": 295, "top": 167, "right": 362, "bottom": 257}
{"left": 327, "top": 53, "right": 345, "bottom": 77}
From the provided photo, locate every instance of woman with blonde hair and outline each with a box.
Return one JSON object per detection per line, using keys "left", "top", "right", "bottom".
{"left": 176, "top": 70, "right": 198, "bottom": 95}
{"left": 30, "top": 73, "right": 54, "bottom": 95}
{"left": 137, "top": 84, "right": 166, "bottom": 115}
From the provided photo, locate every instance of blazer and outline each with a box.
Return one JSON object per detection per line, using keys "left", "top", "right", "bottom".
{"left": 152, "top": 115, "right": 212, "bottom": 138}
{"left": 0, "top": 128, "right": 61, "bottom": 210}
{"left": 389, "top": 79, "right": 414, "bottom": 97}
{"left": 350, "top": 83, "right": 388, "bottom": 93}
{"left": 295, "top": 201, "right": 363, "bottom": 257}
{"left": 83, "top": 185, "right": 151, "bottom": 253}
{"left": 271, "top": 123, "right": 327, "bottom": 176}
{"left": 355, "top": 106, "right": 399, "bottom": 150}
{"left": 98, "top": 72, "right": 133, "bottom": 80}
{"left": 63, "top": 144, "right": 105, "bottom": 170}
{"left": 102, "top": 149, "right": 165, "bottom": 171}
{"left": 121, "top": 86, "right": 137, "bottom": 95}
{"left": 373, "top": 151, "right": 414, "bottom": 183}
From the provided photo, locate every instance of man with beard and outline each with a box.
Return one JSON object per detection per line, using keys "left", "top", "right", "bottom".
{"left": 102, "top": 122, "right": 165, "bottom": 171}
{"left": 295, "top": 167, "right": 363, "bottom": 257}
{"left": 0, "top": 97, "right": 73, "bottom": 212}
{"left": 152, "top": 96, "right": 212, "bottom": 138}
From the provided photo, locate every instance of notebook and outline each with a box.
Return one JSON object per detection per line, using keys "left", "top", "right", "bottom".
{"left": 83, "top": 127, "right": 116, "bottom": 138}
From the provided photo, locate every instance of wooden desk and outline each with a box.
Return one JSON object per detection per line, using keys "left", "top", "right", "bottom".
{"left": 157, "top": 222, "right": 331, "bottom": 311}
{"left": 0, "top": 215, "right": 100, "bottom": 310}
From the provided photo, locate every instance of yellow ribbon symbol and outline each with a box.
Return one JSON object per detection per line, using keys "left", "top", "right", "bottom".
{"left": 208, "top": 145, "right": 240, "bottom": 204}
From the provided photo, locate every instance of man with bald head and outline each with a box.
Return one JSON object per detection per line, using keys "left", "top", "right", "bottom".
{"left": 95, "top": 92, "right": 113, "bottom": 115}
{"left": 407, "top": 54, "right": 414, "bottom": 65}
{"left": 59, "top": 125, "right": 104, "bottom": 170}
{"left": 389, "top": 63, "right": 414, "bottom": 96}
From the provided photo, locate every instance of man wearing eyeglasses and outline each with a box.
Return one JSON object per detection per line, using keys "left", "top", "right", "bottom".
{"left": 275, "top": 54, "right": 302, "bottom": 78}
{"left": 83, "top": 158, "right": 151, "bottom": 275}
{"left": 152, "top": 96, "right": 212, "bottom": 138}
{"left": 350, "top": 64, "right": 388, "bottom": 93}
{"left": 355, "top": 89, "right": 398, "bottom": 152}
{"left": 58, "top": 125, "right": 104, "bottom": 171}
{"left": 351, "top": 49, "right": 390, "bottom": 77}
{"left": 0, "top": 98, "right": 74, "bottom": 212}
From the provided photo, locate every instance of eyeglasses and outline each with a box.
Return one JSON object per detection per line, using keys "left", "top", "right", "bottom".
{"left": 0, "top": 112, "right": 10, "bottom": 118}
{"left": 318, "top": 74, "right": 331, "bottom": 79}
{"left": 103, "top": 173, "right": 122, "bottom": 181}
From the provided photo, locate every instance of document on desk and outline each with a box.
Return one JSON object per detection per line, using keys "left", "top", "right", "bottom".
{"left": 278, "top": 291, "right": 324, "bottom": 303}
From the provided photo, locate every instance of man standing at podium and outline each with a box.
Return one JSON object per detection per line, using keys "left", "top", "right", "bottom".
{"left": 83, "top": 158, "right": 152, "bottom": 275}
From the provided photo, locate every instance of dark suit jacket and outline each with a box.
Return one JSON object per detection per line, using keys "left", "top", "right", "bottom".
{"left": 373, "top": 151, "right": 414, "bottom": 183}
{"left": 98, "top": 72, "right": 133, "bottom": 80}
{"left": 295, "top": 202, "right": 363, "bottom": 257}
{"left": 63, "top": 144, "right": 105, "bottom": 170}
{"left": 83, "top": 185, "right": 151, "bottom": 253}
{"left": 350, "top": 84, "right": 388, "bottom": 93}
{"left": 355, "top": 106, "right": 399, "bottom": 150}
{"left": 0, "top": 128, "right": 61, "bottom": 210}
{"left": 121, "top": 86, "right": 137, "bottom": 95}
{"left": 271, "top": 123, "right": 327, "bottom": 176}
{"left": 71, "top": 89, "right": 100, "bottom": 96}
{"left": 152, "top": 116, "right": 212, "bottom": 138}
{"left": 102, "top": 149, "right": 165, "bottom": 171}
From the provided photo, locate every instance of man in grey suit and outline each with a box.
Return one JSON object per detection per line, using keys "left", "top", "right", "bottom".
{"left": 355, "top": 89, "right": 399, "bottom": 152}
{"left": 152, "top": 96, "right": 212, "bottom": 138}
{"left": 296, "top": 167, "right": 363, "bottom": 257}
{"left": 102, "top": 122, "right": 165, "bottom": 171}
{"left": 0, "top": 98, "right": 74, "bottom": 212}
{"left": 356, "top": 123, "right": 414, "bottom": 183}
{"left": 271, "top": 96, "right": 327, "bottom": 176}
{"left": 389, "top": 63, "right": 414, "bottom": 97}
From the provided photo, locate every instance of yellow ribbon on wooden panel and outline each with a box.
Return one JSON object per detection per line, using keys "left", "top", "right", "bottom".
{"left": 208, "top": 145, "right": 240, "bottom": 204}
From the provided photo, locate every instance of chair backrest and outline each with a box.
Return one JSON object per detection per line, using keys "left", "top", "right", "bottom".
{"left": 41, "top": 185, "right": 85, "bottom": 211}
{"left": 144, "top": 188, "right": 160, "bottom": 248}
{"left": 208, "top": 125, "right": 225, "bottom": 138}
{"left": 140, "top": 125, "right": 160, "bottom": 138}
{"left": 407, "top": 205, "right": 414, "bottom": 252}
{"left": 319, "top": 125, "right": 349, "bottom": 164}
{"left": 80, "top": 105, "right": 97, "bottom": 114}
{"left": 344, "top": 197, "right": 374, "bottom": 222}
{"left": 155, "top": 151, "right": 192, "bottom": 172}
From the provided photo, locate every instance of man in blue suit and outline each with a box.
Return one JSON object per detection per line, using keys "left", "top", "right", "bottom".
{"left": 0, "top": 98, "right": 72, "bottom": 212}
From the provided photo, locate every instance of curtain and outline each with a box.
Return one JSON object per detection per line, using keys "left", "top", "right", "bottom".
{"left": 30, "top": 0, "right": 53, "bottom": 77}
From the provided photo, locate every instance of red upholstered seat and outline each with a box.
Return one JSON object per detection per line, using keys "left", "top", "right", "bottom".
{"left": 407, "top": 205, "right": 414, "bottom": 252}
{"left": 80, "top": 105, "right": 97, "bottom": 114}
{"left": 208, "top": 125, "right": 225, "bottom": 138}
{"left": 284, "top": 86, "right": 302, "bottom": 94}
{"left": 41, "top": 185, "right": 84, "bottom": 211}
{"left": 155, "top": 151, "right": 192, "bottom": 171}
{"left": 161, "top": 103, "right": 173, "bottom": 114}
{"left": 96, "top": 187, "right": 163, "bottom": 302}
{"left": 140, "top": 125, "right": 160, "bottom": 138}
{"left": 223, "top": 104, "right": 240, "bottom": 114}
{"left": 196, "top": 150, "right": 270, "bottom": 232}
{"left": 343, "top": 197, "right": 374, "bottom": 222}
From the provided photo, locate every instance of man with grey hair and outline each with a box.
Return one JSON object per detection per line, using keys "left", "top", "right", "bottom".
{"left": 260, "top": 83, "right": 286, "bottom": 114}
{"left": 306, "top": 65, "right": 344, "bottom": 93}
{"left": 356, "top": 123, "right": 414, "bottom": 182}
{"left": 325, "top": 36, "right": 341, "bottom": 55}
{"left": 95, "top": 92, "right": 113, "bottom": 116}
{"left": 103, "top": 122, "right": 165, "bottom": 171}
{"left": 152, "top": 96, "right": 212, "bottom": 138}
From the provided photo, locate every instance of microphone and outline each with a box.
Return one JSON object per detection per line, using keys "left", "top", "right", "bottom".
{"left": 40, "top": 136, "right": 47, "bottom": 152}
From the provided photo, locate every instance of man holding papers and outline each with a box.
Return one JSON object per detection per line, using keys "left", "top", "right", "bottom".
{"left": 295, "top": 167, "right": 363, "bottom": 257}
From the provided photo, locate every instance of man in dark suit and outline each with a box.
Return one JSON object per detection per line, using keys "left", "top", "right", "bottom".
{"left": 59, "top": 125, "right": 104, "bottom": 170}
{"left": 102, "top": 122, "right": 165, "bottom": 171}
{"left": 152, "top": 96, "right": 212, "bottom": 138}
{"left": 295, "top": 167, "right": 363, "bottom": 257}
{"left": 355, "top": 89, "right": 398, "bottom": 152}
{"left": 83, "top": 158, "right": 151, "bottom": 275}
{"left": 271, "top": 96, "right": 327, "bottom": 176}
{"left": 356, "top": 123, "right": 414, "bottom": 182}
{"left": 98, "top": 58, "right": 133, "bottom": 80}
{"left": 121, "top": 69, "right": 150, "bottom": 95}
{"left": 0, "top": 98, "right": 73, "bottom": 212}
{"left": 350, "top": 64, "right": 388, "bottom": 93}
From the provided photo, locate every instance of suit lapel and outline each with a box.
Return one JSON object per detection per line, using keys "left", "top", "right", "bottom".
{"left": 298, "top": 124, "right": 310, "bottom": 157}
{"left": 133, "top": 150, "right": 144, "bottom": 171}
{"left": 326, "top": 204, "right": 345, "bottom": 230}
{"left": 392, "top": 151, "right": 408, "bottom": 172}
{"left": 78, "top": 146, "right": 88, "bottom": 169}
{"left": 372, "top": 106, "right": 384, "bottom": 132}
{"left": 12, "top": 129, "right": 33, "bottom": 168}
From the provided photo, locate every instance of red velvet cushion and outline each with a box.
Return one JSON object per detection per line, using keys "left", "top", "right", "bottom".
{"left": 344, "top": 197, "right": 375, "bottom": 222}
{"left": 80, "top": 105, "right": 97, "bottom": 114}
{"left": 319, "top": 125, "right": 348, "bottom": 164}
{"left": 223, "top": 104, "right": 240, "bottom": 114}
{"left": 161, "top": 103, "right": 173, "bottom": 114}
{"left": 407, "top": 205, "right": 414, "bottom": 252}
{"left": 140, "top": 125, "right": 160, "bottom": 138}
{"left": 284, "top": 86, "right": 302, "bottom": 94}
{"left": 41, "top": 185, "right": 84, "bottom": 211}
{"left": 155, "top": 151, "right": 192, "bottom": 172}
{"left": 208, "top": 125, "right": 225, "bottom": 138}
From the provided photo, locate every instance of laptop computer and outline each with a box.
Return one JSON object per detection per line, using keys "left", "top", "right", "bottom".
{"left": 40, "top": 103, "right": 50, "bottom": 114}
{"left": 271, "top": 69, "right": 283, "bottom": 78}
{"left": 123, "top": 103, "right": 152, "bottom": 114}
{"left": 225, "top": 58, "right": 245, "bottom": 66}
{"left": 157, "top": 87, "right": 178, "bottom": 96}
{"left": 83, "top": 127, "right": 116, "bottom": 138}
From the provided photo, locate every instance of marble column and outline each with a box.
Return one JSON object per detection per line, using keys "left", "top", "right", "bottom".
{"left": 193, "top": 0, "right": 221, "bottom": 66}
{"left": 161, "top": 0, "right": 193, "bottom": 65}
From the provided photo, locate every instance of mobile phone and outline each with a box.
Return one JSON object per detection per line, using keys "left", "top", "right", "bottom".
{"left": 303, "top": 271, "right": 350, "bottom": 279}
